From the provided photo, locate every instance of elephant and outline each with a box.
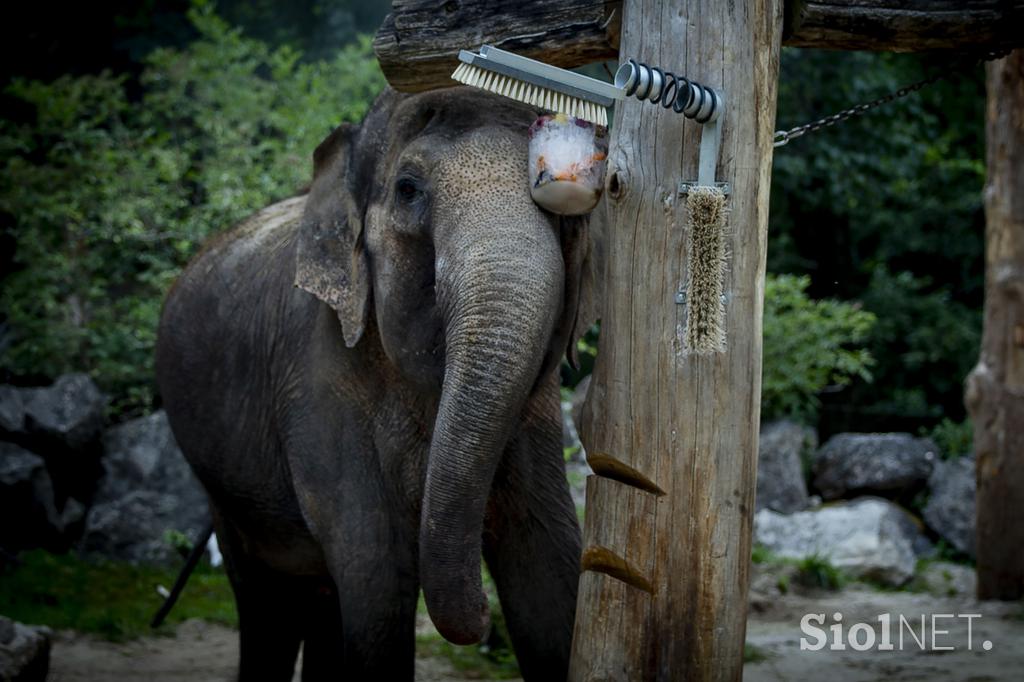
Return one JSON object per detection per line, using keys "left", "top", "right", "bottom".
{"left": 155, "top": 86, "right": 602, "bottom": 681}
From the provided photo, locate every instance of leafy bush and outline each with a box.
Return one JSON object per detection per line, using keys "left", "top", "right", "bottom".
{"left": 0, "top": 1, "right": 384, "bottom": 416}
{"left": 925, "top": 417, "right": 973, "bottom": 460}
{"left": 853, "top": 268, "right": 980, "bottom": 423}
{"left": 762, "top": 274, "right": 875, "bottom": 421}
{"left": 770, "top": 49, "right": 986, "bottom": 426}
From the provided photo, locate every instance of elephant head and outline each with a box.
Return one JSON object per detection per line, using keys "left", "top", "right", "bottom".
{"left": 294, "top": 87, "right": 598, "bottom": 644}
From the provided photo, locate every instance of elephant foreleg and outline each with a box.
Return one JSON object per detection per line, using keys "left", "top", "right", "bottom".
{"left": 483, "top": 413, "right": 582, "bottom": 682}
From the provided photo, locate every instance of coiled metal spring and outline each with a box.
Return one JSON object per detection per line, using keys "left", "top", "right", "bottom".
{"left": 614, "top": 59, "right": 723, "bottom": 124}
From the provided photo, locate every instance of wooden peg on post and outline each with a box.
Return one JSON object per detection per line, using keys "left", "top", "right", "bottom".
{"left": 568, "top": 0, "right": 783, "bottom": 679}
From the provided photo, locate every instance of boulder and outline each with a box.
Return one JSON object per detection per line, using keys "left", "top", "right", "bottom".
{"left": 562, "top": 376, "right": 590, "bottom": 461}
{"left": 0, "top": 615, "right": 50, "bottom": 682}
{"left": 756, "top": 420, "right": 814, "bottom": 513}
{"left": 0, "top": 385, "right": 25, "bottom": 435}
{"left": 916, "top": 560, "right": 976, "bottom": 597}
{"left": 82, "top": 490, "right": 199, "bottom": 564}
{"left": 753, "top": 497, "right": 928, "bottom": 586}
{"left": 3, "top": 374, "right": 108, "bottom": 505}
{"left": 0, "top": 442, "right": 62, "bottom": 549}
{"left": 80, "top": 410, "right": 208, "bottom": 564}
{"left": 923, "top": 456, "right": 975, "bottom": 557}
{"left": 812, "top": 433, "right": 937, "bottom": 501}
{"left": 21, "top": 373, "right": 106, "bottom": 451}
{"left": 561, "top": 399, "right": 581, "bottom": 453}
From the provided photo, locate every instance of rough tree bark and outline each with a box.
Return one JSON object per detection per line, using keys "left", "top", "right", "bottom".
{"left": 966, "top": 49, "right": 1024, "bottom": 601}
{"left": 567, "top": 0, "right": 782, "bottom": 680}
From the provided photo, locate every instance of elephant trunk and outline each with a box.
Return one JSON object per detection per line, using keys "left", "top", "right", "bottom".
{"left": 420, "top": 224, "right": 563, "bottom": 644}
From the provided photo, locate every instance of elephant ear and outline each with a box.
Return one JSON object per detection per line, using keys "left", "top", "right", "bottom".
{"left": 295, "top": 122, "right": 371, "bottom": 348}
{"left": 556, "top": 202, "right": 606, "bottom": 370}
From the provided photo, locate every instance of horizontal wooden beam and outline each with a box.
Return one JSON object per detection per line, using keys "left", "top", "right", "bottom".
{"left": 784, "top": 0, "right": 1024, "bottom": 52}
{"left": 373, "top": 0, "right": 1024, "bottom": 92}
{"left": 373, "top": 0, "right": 620, "bottom": 93}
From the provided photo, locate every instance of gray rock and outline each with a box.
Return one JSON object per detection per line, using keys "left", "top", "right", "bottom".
{"left": 812, "top": 433, "right": 938, "bottom": 501}
{"left": 570, "top": 374, "right": 591, "bottom": 432}
{"left": 916, "top": 560, "right": 976, "bottom": 597}
{"left": 754, "top": 497, "right": 928, "bottom": 586}
{"left": 0, "top": 385, "right": 25, "bottom": 434}
{"left": 923, "top": 456, "right": 976, "bottom": 557}
{"left": 83, "top": 490, "right": 199, "bottom": 564}
{"left": 0, "top": 615, "right": 51, "bottom": 682}
{"left": 565, "top": 458, "right": 592, "bottom": 510}
{"left": 81, "top": 410, "right": 208, "bottom": 563}
{"left": 0, "top": 442, "right": 62, "bottom": 549}
{"left": 756, "top": 420, "right": 815, "bottom": 513}
{"left": 21, "top": 373, "right": 106, "bottom": 451}
{"left": 561, "top": 399, "right": 581, "bottom": 452}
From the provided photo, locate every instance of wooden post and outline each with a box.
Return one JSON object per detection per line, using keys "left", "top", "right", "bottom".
{"left": 568, "top": 0, "right": 782, "bottom": 679}
{"left": 966, "top": 48, "right": 1024, "bottom": 601}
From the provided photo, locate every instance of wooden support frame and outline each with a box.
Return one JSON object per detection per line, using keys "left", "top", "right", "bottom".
{"left": 566, "top": 1, "right": 782, "bottom": 679}
{"left": 966, "top": 48, "right": 1024, "bottom": 601}
{"left": 374, "top": 0, "right": 1024, "bottom": 93}
{"left": 372, "top": 0, "right": 1024, "bottom": 676}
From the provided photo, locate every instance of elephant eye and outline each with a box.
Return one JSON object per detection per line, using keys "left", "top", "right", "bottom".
{"left": 396, "top": 177, "right": 420, "bottom": 202}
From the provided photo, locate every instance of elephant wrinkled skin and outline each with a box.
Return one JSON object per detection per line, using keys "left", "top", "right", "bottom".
{"left": 155, "top": 87, "right": 599, "bottom": 681}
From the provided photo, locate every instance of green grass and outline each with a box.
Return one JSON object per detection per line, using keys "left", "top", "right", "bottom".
{"left": 751, "top": 545, "right": 847, "bottom": 591}
{"left": 415, "top": 564, "right": 522, "bottom": 678}
{"left": 0, "top": 550, "right": 236, "bottom": 641}
{"left": 793, "top": 553, "right": 846, "bottom": 591}
{"left": 744, "top": 643, "right": 771, "bottom": 664}
{"left": 416, "top": 631, "right": 521, "bottom": 679}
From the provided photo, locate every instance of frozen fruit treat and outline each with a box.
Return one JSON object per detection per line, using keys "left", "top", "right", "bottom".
{"left": 528, "top": 114, "right": 608, "bottom": 215}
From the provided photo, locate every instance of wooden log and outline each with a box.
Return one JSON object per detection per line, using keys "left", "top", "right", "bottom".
{"left": 965, "top": 48, "right": 1024, "bottom": 601}
{"left": 372, "top": 0, "right": 620, "bottom": 93}
{"left": 784, "top": 0, "right": 1024, "bottom": 52}
{"left": 373, "top": 0, "right": 1024, "bottom": 92}
{"left": 567, "top": 0, "right": 783, "bottom": 679}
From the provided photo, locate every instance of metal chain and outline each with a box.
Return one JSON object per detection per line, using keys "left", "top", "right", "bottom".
{"left": 773, "top": 47, "right": 1012, "bottom": 148}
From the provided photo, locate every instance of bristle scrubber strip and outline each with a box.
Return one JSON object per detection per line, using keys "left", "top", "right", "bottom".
{"left": 683, "top": 186, "right": 728, "bottom": 355}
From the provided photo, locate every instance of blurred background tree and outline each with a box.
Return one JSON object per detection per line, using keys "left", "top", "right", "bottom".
{"left": 0, "top": 0, "right": 983, "bottom": 443}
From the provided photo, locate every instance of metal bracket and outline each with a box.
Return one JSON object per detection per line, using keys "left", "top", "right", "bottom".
{"left": 677, "top": 114, "right": 725, "bottom": 193}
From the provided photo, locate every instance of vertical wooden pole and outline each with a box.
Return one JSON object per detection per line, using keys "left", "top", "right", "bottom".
{"left": 967, "top": 48, "right": 1024, "bottom": 601}
{"left": 568, "top": 0, "right": 782, "bottom": 679}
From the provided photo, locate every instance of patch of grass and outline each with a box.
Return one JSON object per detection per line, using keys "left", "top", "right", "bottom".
{"left": 751, "top": 544, "right": 777, "bottom": 565}
{"left": 776, "top": 574, "right": 790, "bottom": 595}
{"left": 415, "top": 563, "right": 522, "bottom": 678}
{"left": 417, "top": 633, "right": 521, "bottom": 679}
{"left": 793, "top": 553, "right": 846, "bottom": 591}
{"left": 752, "top": 545, "right": 847, "bottom": 591}
{"left": 744, "top": 643, "right": 771, "bottom": 664}
{"left": 0, "top": 550, "right": 236, "bottom": 641}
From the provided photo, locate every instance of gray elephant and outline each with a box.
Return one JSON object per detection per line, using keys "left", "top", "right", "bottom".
{"left": 155, "top": 87, "right": 600, "bottom": 680}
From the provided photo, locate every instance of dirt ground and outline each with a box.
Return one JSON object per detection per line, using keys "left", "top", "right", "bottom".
{"left": 48, "top": 590, "right": 1024, "bottom": 681}
{"left": 49, "top": 617, "right": 492, "bottom": 682}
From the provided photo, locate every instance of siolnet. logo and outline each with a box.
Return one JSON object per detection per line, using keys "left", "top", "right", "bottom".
{"left": 800, "top": 612, "right": 993, "bottom": 652}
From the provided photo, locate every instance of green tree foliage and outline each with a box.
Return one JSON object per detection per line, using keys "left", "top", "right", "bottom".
{"left": 761, "top": 274, "right": 875, "bottom": 422}
{"left": 770, "top": 49, "right": 986, "bottom": 429}
{"left": 0, "top": 3, "right": 384, "bottom": 415}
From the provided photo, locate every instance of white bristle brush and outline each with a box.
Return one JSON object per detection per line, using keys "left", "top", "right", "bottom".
{"left": 451, "top": 45, "right": 623, "bottom": 127}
